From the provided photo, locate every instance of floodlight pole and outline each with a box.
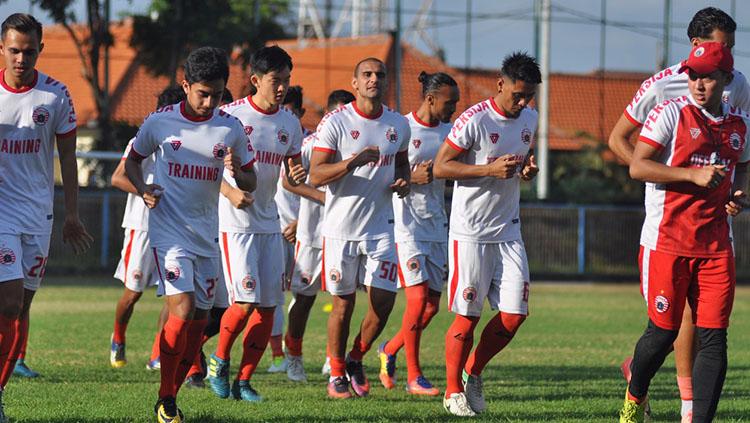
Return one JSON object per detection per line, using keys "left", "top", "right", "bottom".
{"left": 536, "top": 0, "right": 550, "bottom": 200}
{"left": 394, "top": 0, "right": 402, "bottom": 111}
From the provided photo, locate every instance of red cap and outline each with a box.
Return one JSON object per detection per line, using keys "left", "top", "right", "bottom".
{"left": 679, "top": 42, "right": 733, "bottom": 75}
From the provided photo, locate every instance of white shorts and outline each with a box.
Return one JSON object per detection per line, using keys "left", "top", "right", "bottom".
{"left": 114, "top": 229, "right": 158, "bottom": 293}
{"left": 213, "top": 270, "right": 230, "bottom": 309}
{"left": 396, "top": 240, "right": 447, "bottom": 292}
{"left": 220, "top": 232, "right": 284, "bottom": 308}
{"left": 0, "top": 232, "right": 51, "bottom": 290}
{"left": 322, "top": 237, "right": 399, "bottom": 296}
{"left": 152, "top": 246, "right": 220, "bottom": 310}
{"left": 447, "top": 238, "right": 530, "bottom": 317}
{"left": 291, "top": 240, "right": 322, "bottom": 297}
{"left": 282, "top": 239, "right": 295, "bottom": 291}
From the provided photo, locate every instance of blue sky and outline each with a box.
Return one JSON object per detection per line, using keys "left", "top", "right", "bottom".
{"left": 1, "top": 0, "right": 749, "bottom": 75}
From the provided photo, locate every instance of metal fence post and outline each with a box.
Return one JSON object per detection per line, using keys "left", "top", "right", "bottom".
{"left": 100, "top": 191, "right": 110, "bottom": 268}
{"left": 577, "top": 207, "right": 586, "bottom": 274}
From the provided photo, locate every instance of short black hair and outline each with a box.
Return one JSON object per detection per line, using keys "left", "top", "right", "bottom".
{"left": 156, "top": 85, "right": 186, "bottom": 109}
{"left": 249, "top": 45, "right": 293, "bottom": 76}
{"left": 688, "top": 7, "right": 736, "bottom": 39}
{"left": 327, "top": 90, "right": 355, "bottom": 110}
{"left": 283, "top": 86, "right": 303, "bottom": 110}
{"left": 417, "top": 71, "right": 457, "bottom": 97}
{"left": 222, "top": 87, "right": 234, "bottom": 104}
{"left": 1, "top": 13, "right": 42, "bottom": 42}
{"left": 184, "top": 47, "right": 229, "bottom": 84}
{"left": 354, "top": 57, "right": 386, "bottom": 76}
{"left": 500, "top": 52, "right": 542, "bottom": 85}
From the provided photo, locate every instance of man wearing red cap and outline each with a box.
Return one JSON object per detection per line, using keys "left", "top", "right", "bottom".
{"left": 619, "top": 42, "right": 750, "bottom": 423}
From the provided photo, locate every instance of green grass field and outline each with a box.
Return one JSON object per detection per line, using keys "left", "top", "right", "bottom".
{"left": 3, "top": 278, "right": 750, "bottom": 422}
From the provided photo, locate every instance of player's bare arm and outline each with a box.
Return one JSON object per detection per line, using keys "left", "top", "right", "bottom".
{"left": 124, "top": 155, "right": 163, "bottom": 209}
{"left": 391, "top": 150, "right": 410, "bottom": 198}
{"left": 630, "top": 141, "right": 726, "bottom": 187}
{"left": 308, "top": 146, "right": 379, "bottom": 187}
{"left": 410, "top": 160, "right": 433, "bottom": 185}
{"left": 223, "top": 146, "right": 257, "bottom": 192}
{"left": 608, "top": 114, "right": 640, "bottom": 164}
{"left": 727, "top": 163, "right": 750, "bottom": 216}
{"left": 282, "top": 220, "right": 297, "bottom": 243}
{"left": 520, "top": 151, "right": 539, "bottom": 181}
{"left": 285, "top": 156, "right": 307, "bottom": 186}
{"left": 56, "top": 132, "right": 93, "bottom": 254}
{"left": 281, "top": 174, "right": 325, "bottom": 205}
{"left": 110, "top": 159, "right": 138, "bottom": 194}
{"left": 220, "top": 179, "right": 255, "bottom": 209}
{"left": 434, "top": 142, "right": 521, "bottom": 180}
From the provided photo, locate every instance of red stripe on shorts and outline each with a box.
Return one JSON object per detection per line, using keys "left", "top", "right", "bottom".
{"left": 221, "top": 232, "right": 234, "bottom": 303}
{"left": 448, "top": 240, "right": 459, "bottom": 309}
{"left": 123, "top": 229, "right": 135, "bottom": 285}
{"left": 321, "top": 238, "right": 327, "bottom": 292}
{"left": 152, "top": 248, "right": 164, "bottom": 283}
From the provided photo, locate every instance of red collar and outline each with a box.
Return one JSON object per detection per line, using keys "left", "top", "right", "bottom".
{"left": 411, "top": 111, "right": 438, "bottom": 127}
{"left": 489, "top": 97, "right": 509, "bottom": 118}
{"left": 352, "top": 101, "right": 383, "bottom": 120}
{"left": 180, "top": 101, "right": 212, "bottom": 122}
{"left": 249, "top": 96, "right": 279, "bottom": 115}
{"left": 0, "top": 69, "right": 38, "bottom": 93}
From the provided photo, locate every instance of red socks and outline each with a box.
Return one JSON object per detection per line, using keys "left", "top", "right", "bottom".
{"left": 173, "top": 318, "right": 208, "bottom": 394}
{"left": 269, "top": 334, "right": 284, "bottom": 358}
{"left": 215, "top": 304, "right": 251, "bottom": 361}
{"left": 285, "top": 333, "right": 303, "bottom": 357}
{"left": 149, "top": 331, "right": 161, "bottom": 362}
{"left": 444, "top": 314, "right": 480, "bottom": 397}
{"left": 464, "top": 312, "right": 525, "bottom": 377}
{"left": 330, "top": 356, "right": 346, "bottom": 378}
{"left": 113, "top": 320, "right": 127, "bottom": 344}
{"left": 237, "top": 308, "right": 274, "bottom": 381}
{"left": 347, "top": 333, "right": 371, "bottom": 362}
{"left": 0, "top": 315, "right": 18, "bottom": 389}
{"left": 158, "top": 315, "right": 189, "bottom": 398}
{"left": 17, "top": 318, "right": 28, "bottom": 360}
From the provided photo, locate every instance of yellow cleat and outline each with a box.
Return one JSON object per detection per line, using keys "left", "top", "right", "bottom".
{"left": 619, "top": 389, "right": 649, "bottom": 423}
{"left": 109, "top": 334, "right": 127, "bottom": 368}
{"left": 155, "top": 398, "right": 183, "bottom": 423}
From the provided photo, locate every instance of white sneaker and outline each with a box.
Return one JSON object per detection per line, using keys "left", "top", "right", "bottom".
{"left": 321, "top": 356, "right": 331, "bottom": 375}
{"left": 443, "top": 392, "right": 476, "bottom": 417}
{"left": 286, "top": 355, "right": 307, "bottom": 382}
{"left": 267, "top": 355, "right": 288, "bottom": 373}
{"left": 463, "top": 372, "right": 486, "bottom": 413}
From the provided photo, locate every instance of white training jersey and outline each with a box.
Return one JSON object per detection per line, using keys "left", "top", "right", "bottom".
{"left": 446, "top": 98, "right": 538, "bottom": 243}
{"left": 296, "top": 132, "right": 325, "bottom": 248}
{"left": 625, "top": 62, "right": 750, "bottom": 126}
{"left": 275, "top": 168, "right": 300, "bottom": 229}
{"left": 131, "top": 101, "right": 254, "bottom": 257}
{"left": 218, "top": 96, "right": 303, "bottom": 234}
{"left": 314, "top": 102, "right": 411, "bottom": 241}
{"left": 0, "top": 70, "right": 77, "bottom": 235}
{"left": 120, "top": 138, "right": 155, "bottom": 231}
{"left": 393, "top": 112, "right": 451, "bottom": 243}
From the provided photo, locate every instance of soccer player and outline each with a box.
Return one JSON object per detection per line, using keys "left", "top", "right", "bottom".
{"left": 378, "top": 71, "right": 459, "bottom": 396}
{"left": 309, "top": 57, "right": 411, "bottom": 399}
{"left": 607, "top": 8, "right": 749, "bottom": 421}
{"left": 282, "top": 89, "right": 356, "bottom": 382}
{"left": 125, "top": 46, "right": 256, "bottom": 423}
{"left": 109, "top": 86, "right": 186, "bottom": 369}
{"left": 433, "top": 52, "right": 540, "bottom": 416}
{"left": 619, "top": 42, "right": 749, "bottom": 423}
{"left": 207, "top": 45, "right": 306, "bottom": 402}
{"left": 0, "top": 13, "right": 93, "bottom": 422}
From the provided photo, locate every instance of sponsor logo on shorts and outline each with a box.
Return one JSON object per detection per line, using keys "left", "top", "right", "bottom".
{"left": 523, "top": 281, "right": 530, "bottom": 302}
{"left": 329, "top": 268, "right": 341, "bottom": 283}
{"left": 386, "top": 127, "right": 398, "bottom": 143}
{"left": 462, "top": 287, "right": 477, "bottom": 303}
{"left": 0, "top": 248, "right": 16, "bottom": 265}
{"left": 132, "top": 269, "right": 142, "bottom": 281}
{"left": 730, "top": 132, "right": 743, "bottom": 150}
{"left": 654, "top": 295, "right": 670, "bottom": 313}
{"left": 213, "top": 143, "right": 227, "bottom": 160}
{"left": 278, "top": 128, "right": 289, "bottom": 145}
{"left": 406, "top": 258, "right": 420, "bottom": 272}
{"left": 165, "top": 266, "right": 181, "bottom": 282}
{"left": 300, "top": 272, "right": 312, "bottom": 285}
{"left": 694, "top": 46, "right": 705, "bottom": 57}
{"left": 489, "top": 133, "right": 499, "bottom": 144}
{"left": 242, "top": 275, "right": 256, "bottom": 291}
{"left": 32, "top": 106, "right": 50, "bottom": 125}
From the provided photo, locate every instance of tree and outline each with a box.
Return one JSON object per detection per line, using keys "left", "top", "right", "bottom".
{"left": 130, "top": 0, "right": 291, "bottom": 84}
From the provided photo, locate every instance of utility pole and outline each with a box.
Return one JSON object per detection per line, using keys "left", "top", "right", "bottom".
{"left": 394, "top": 0, "right": 402, "bottom": 111}
{"left": 537, "top": 0, "right": 550, "bottom": 200}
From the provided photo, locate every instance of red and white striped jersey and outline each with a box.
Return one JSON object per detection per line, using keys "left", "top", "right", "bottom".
{"left": 0, "top": 69, "right": 77, "bottom": 235}
{"left": 121, "top": 138, "right": 155, "bottom": 231}
{"left": 638, "top": 95, "right": 750, "bottom": 257}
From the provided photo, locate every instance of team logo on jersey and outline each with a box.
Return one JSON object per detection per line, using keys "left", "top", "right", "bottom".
{"left": 654, "top": 295, "right": 670, "bottom": 313}
{"left": 489, "top": 133, "right": 500, "bottom": 144}
{"left": 170, "top": 140, "right": 182, "bottom": 151}
{"left": 165, "top": 266, "right": 181, "bottom": 282}
{"left": 730, "top": 132, "right": 743, "bottom": 150}
{"left": 521, "top": 128, "right": 532, "bottom": 145}
{"left": 278, "top": 129, "right": 289, "bottom": 145}
{"left": 386, "top": 127, "right": 399, "bottom": 143}
{"left": 132, "top": 269, "right": 142, "bottom": 281}
{"left": 350, "top": 130, "right": 360, "bottom": 140}
{"left": 690, "top": 128, "right": 701, "bottom": 140}
{"left": 213, "top": 143, "right": 227, "bottom": 160}
{"left": 412, "top": 139, "right": 422, "bottom": 149}
{"left": 462, "top": 287, "right": 477, "bottom": 303}
{"left": 329, "top": 268, "right": 341, "bottom": 283}
{"left": 242, "top": 275, "right": 256, "bottom": 291}
{"left": 300, "top": 272, "right": 312, "bottom": 285}
{"left": 244, "top": 125, "right": 254, "bottom": 136}
{"left": 694, "top": 46, "right": 705, "bottom": 57}
{"left": 32, "top": 106, "right": 50, "bottom": 126}
{"left": 0, "top": 248, "right": 16, "bottom": 265}
{"left": 406, "top": 258, "right": 420, "bottom": 272}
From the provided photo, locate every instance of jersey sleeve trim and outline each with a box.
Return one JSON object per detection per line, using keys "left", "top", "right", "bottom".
{"left": 623, "top": 109, "right": 643, "bottom": 127}
{"left": 445, "top": 138, "right": 467, "bottom": 152}
{"left": 128, "top": 147, "right": 146, "bottom": 162}
{"left": 313, "top": 146, "right": 336, "bottom": 154}
{"left": 241, "top": 159, "right": 256, "bottom": 171}
{"left": 638, "top": 135, "right": 664, "bottom": 150}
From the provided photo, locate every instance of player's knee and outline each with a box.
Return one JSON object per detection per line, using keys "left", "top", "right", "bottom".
{"left": 696, "top": 327, "right": 727, "bottom": 356}
{"left": 500, "top": 312, "right": 526, "bottom": 335}
{"left": 645, "top": 319, "right": 680, "bottom": 350}
{"left": 423, "top": 300, "right": 439, "bottom": 320}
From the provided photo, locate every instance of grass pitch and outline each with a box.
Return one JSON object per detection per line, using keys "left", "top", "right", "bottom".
{"left": 3, "top": 278, "right": 750, "bottom": 422}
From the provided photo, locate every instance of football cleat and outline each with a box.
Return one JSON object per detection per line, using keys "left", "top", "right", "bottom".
{"left": 286, "top": 355, "right": 307, "bottom": 382}
{"left": 406, "top": 375, "right": 440, "bottom": 396}
{"left": 619, "top": 389, "right": 649, "bottom": 423}
{"left": 321, "top": 356, "right": 331, "bottom": 375}
{"left": 13, "top": 359, "right": 40, "bottom": 378}
{"left": 327, "top": 376, "right": 353, "bottom": 399}
{"left": 231, "top": 379, "right": 262, "bottom": 402}
{"left": 377, "top": 341, "right": 397, "bottom": 389}
{"left": 184, "top": 372, "right": 205, "bottom": 389}
{"left": 267, "top": 355, "right": 288, "bottom": 373}
{"left": 154, "top": 397, "right": 183, "bottom": 423}
{"left": 109, "top": 334, "right": 126, "bottom": 368}
{"left": 443, "top": 392, "right": 476, "bottom": 417}
{"left": 146, "top": 357, "right": 161, "bottom": 371}
{"left": 462, "top": 370, "right": 485, "bottom": 413}
{"left": 345, "top": 356, "right": 370, "bottom": 397}
{"left": 207, "top": 354, "right": 231, "bottom": 399}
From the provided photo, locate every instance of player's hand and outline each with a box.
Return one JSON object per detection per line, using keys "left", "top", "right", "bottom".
{"left": 141, "top": 184, "right": 164, "bottom": 209}
{"left": 349, "top": 146, "right": 380, "bottom": 169}
{"left": 487, "top": 154, "right": 522, "bottom": 179}
{"left": 224, "top": 147, "right": 242, "bottom": 177}
{"left": 62, "top": 214, "right": 93, "bottom": 255}
{"left": 287, "top": 158, "right": 307, "bottom": 184}
{"left": 227, "top": 187, "right": 254, "bottom": 209}
{"left": 390, "top": 178, "right": 410, "bottom": 198}
{"left": 691, "top": 165, "right": 726, "bottom": 188}
{"left": 726, "top": 190, "right": 749, "bottom": 216}
{"left": 282, "top": 220, "right": 298, "bottom": 244}
{"left": 520, "top": 154, "right": 539, "bottom": 181}
{"left": 411, "top": 160, "right": 433, "bottom": 185}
